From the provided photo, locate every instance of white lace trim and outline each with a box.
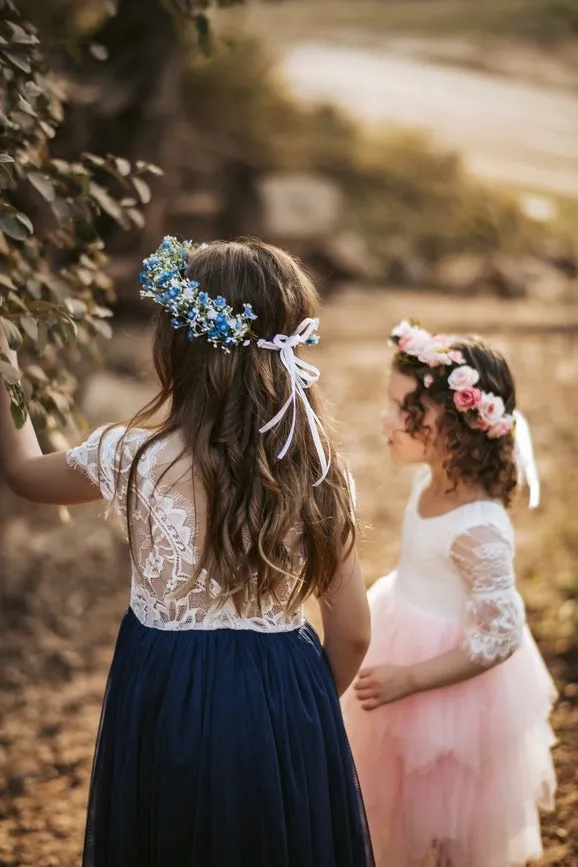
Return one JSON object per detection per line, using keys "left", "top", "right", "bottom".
{"left": 450, "top": 523, "right": 525, "bottom": 666}
{"left": 131, "top": 581, "right": 303, "bottom": 632}
{"left": 66, "top": 425, "right": 304, "bottom": 633}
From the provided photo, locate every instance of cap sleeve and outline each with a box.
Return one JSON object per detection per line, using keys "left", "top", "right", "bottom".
{"left": 450, "top": 518, "right": 525, "bottom": 666}
{"left": 66, "top": 424, "right": 126, "bottom": 501}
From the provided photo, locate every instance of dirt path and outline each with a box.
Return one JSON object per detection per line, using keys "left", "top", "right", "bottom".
{"left": 1, "top": 291, "right": 577, "bottom": 865}
{"left": 281, "top": 42, "right": 578, "bottom": 195}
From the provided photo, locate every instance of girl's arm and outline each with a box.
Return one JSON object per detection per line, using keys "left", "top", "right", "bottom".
{"left": 0, "top": 332, "right": 103, "bottom": 505}
{"left": 355, "top": 521, "right": 525, "bottom": 708}
{"left": 320, "top": 546, "right": 370, "bottom": 696}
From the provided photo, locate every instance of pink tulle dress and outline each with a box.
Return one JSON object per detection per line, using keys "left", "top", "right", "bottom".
{"left": 342, "top": 469, "right": 557, "bottom": 867}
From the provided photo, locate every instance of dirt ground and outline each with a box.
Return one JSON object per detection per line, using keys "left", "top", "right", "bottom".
{"left": 1, "top": 288, "right": 578, "bottom": 865}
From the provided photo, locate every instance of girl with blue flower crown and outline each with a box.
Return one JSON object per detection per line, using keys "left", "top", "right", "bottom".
{"left": 0, "top": 238, "right": 374, "bottom": 867}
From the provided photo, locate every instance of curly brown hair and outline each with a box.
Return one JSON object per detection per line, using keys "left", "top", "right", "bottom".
{"left": 393, "top": 338, "right": 518, "bottom": 506}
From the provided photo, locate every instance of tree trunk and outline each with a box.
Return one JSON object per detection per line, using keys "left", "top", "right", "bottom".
{"left": 53, "top": 0, "right": 185, "bottom": 260}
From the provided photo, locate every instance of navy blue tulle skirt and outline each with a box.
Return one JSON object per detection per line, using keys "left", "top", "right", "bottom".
{"left": 83, "top": 607, "right": 374, "bottom": 867}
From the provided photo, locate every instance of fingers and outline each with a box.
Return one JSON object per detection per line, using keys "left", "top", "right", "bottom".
{"left": 360, "top": 696, "right": 382, "bottom": 711}
{"left": 355, "top": 674, "right": 381, "bottom": 706}
{"left": 354, "top": 681, "right": 377, "bottom": 697}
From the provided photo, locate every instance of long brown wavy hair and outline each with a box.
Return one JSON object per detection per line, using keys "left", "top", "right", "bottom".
{"left": 115, "top": 239, "right": 355, "bottom": 612}
{"left": 394, "top": 338, "right": 518, "bottom": 506}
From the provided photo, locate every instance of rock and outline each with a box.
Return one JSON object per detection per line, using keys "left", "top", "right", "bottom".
{"left": 520, "top": 257, "right": 574, "bottom": 304}
{"left": 256, "top": 173, "right": 343, "bottom": 241}
{"left": 388, "top": 255, "right": 430, "bottom": 287}
{"left": 322, "top": 229, "right": 377, "bottom": 279}
{"left": 436, "top": 254, "right": 485, "bottom": 293}
{"left": 472, "top": 257, "right": 527, "bottom": 299}
{"left": 437, "top": 253, "right": 575, "bottom": 302}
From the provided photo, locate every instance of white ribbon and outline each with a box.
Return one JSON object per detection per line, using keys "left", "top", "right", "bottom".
{"left": 513, "top": 410, "right": 540, "bottom": 509}
{"left": 258, "top": 318, "right": 330, "bottom": 486}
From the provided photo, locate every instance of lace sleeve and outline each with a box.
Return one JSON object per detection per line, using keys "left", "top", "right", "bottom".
{"left": 65, "top": 425, "right": 124, "bottom": 501}
{"left": 450, "top": 522, "right": 525, "bottom": 666}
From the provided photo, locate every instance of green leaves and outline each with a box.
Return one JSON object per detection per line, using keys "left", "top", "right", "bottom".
{"left": 0, "top": 355, "right": 21, "bottom": 385}
{"left": 0, "top": 0, "right": 161, "bottom": 430}
{"left": 0, "top": 317, "right": 22, "bottom": 350}
{"left": 0, "top": 210, "right": 33, "bottom": 239}
{"left": 9, "top": 385, "right": 28, "bottom": 429}
{"left": 28, "top": 171, "right": 56, "bottom": 202}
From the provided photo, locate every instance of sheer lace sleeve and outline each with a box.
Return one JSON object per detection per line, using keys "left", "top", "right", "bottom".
{"left": 65, "top": 425, "right": 126, "bottom": 501}
{"left": 450, "top": 522, "right": 525, "bottom": 666}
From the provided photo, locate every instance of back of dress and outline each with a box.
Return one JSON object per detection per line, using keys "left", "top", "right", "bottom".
{"left": 67, "top": 424, "right": 303, "bottom": 632}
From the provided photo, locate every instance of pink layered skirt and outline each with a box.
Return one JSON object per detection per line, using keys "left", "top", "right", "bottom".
{"left": 342, "top": 574, "right": 557, "bottom": 867}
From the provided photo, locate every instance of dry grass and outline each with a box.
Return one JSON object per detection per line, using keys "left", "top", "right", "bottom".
{"left": 1, "top": 288, "right": 578, "bottom": 864}
{"left": 224, "top": 0, "right": 578, "bottom": 91}
{"left": 229, "top": 0, "right": 578, "bottom": 44}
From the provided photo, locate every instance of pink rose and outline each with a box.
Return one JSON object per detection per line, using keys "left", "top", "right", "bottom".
{"left": 448, "top": 350, "right": 466, "bottom": 365}
{"left": 454, "top": 388, "right": 482, "bottom": 411}
{"left": 447, "top": 365, "right": 480, "bottom": 391}
{"left": 423, "top": 373, "right": 434, "bottom": 388}
{"left": 479, "top": 393, "right": 505, "bottom": 426}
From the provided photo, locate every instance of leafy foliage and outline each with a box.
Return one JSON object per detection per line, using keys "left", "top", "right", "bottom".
{"left": 0, "top": 0, "right": 162, "bottom": 432}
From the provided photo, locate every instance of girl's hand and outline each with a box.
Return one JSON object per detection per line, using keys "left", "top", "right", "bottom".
{"left": 354, "top": 664, "right": 416, "bottom": 710}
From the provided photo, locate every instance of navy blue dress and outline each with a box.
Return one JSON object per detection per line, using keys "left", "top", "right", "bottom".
{"left": 67, "top": 426, "right": 374, "bottom": 867}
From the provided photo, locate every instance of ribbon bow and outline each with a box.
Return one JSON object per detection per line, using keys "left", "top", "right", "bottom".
{"left": 258, "top": 318, "right": 330, "bottom": 486}
{"left": 513, "top": 410, "right": 540, "bottom": 509}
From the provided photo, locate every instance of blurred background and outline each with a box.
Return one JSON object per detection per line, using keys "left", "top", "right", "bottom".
{"left": 1, "top": 1, "right": 578, "bottom": 864}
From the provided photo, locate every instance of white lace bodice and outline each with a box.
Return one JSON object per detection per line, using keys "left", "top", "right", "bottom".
{"left": 66, "top": 425, "right": 304, "bottom": 632}
{"left": 393, "top": 467, "right": 525, "bottom": 665}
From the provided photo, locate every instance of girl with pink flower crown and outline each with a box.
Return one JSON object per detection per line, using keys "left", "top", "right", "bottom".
{"left": 342, "top": 320, "right": 557, "bottom": 867}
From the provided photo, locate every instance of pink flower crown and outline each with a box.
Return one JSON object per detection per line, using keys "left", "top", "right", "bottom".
{"left": 390, "top": 320, "right": 515, "bottom": 440}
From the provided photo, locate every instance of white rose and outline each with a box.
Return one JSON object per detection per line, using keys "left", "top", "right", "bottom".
{"left": 417, "top": 337, "right": 454, "bottom": 367}
{"left": 391, "top": 320, "right": 414, "bottom": 340}
{"left": 399, "top": 327, "right": 430, "bottom": 355}
{"left": 479, "top": 392, "right": 505, "bottom": 425}
{"left": 448, "top": 365, "right": 480, "bottom": 391}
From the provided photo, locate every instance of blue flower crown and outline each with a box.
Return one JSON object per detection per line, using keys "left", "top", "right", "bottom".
{"left": 139, "top": 236, "right": 319, "bottom": 352}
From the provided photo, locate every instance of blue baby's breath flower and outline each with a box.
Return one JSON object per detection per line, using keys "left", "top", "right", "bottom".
{"left": 214, "top": 314, "right": 230, "bottom": 334}
{"left": 139, "top": 236, "right": 263, "bottom": 351}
